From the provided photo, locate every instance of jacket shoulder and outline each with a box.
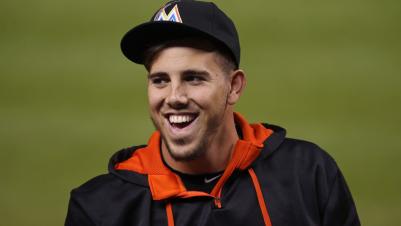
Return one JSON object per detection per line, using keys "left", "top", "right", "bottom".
{"left": 279, "top": 138, "right": 338, "bottom": 167}
{"left": 259, "top": 137, "right": 341, "bottom": 191}
{"left": 71, "top": 173, "right": 117, "bottom": 194}
{"left": 66, "top": 172, "right": 152, "bottom": 226}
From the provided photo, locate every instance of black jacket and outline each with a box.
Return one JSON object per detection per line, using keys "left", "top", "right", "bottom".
{"left": 65, "top": 114, "right": 360, "bottom": 226}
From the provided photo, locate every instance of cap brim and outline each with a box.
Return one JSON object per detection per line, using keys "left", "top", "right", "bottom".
{"left": 120, "top": 21, "right": 219, "bottom": 65}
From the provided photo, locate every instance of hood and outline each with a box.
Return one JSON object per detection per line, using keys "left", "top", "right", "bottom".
{"left": 109, "top": 112, "right": 286, "bottom": 201}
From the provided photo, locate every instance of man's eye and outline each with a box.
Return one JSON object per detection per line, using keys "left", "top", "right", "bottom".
{"left": 186, "top": 76, "right": 203, "bottom": 83}
{"left": 151, "top": 77, "right": 169, "bottom": 85}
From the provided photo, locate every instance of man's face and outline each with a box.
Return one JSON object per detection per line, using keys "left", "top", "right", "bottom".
{"left": 147, "top": 46, "right": 233, "bottom": 161}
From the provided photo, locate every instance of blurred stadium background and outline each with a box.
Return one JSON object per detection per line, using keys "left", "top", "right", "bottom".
{"left": 1, "top": 0, "right": 400, "bottom": 225}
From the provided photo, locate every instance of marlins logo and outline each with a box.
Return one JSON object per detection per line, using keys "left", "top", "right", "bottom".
{"left": 154, "top": 4, "right": 182, "bottom": 23}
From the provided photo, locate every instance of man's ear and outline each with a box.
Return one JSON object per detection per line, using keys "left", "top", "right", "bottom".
{"left": 227, "top": 69, "right": 246, "bottom": 105}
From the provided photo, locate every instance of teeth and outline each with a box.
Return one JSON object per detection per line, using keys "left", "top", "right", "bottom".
{"left": 169, "top": 115, "right": 194, "bottom": 124}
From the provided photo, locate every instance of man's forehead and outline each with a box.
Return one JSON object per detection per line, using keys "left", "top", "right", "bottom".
{"left": 146, "top": 43, "right": 224, "bottom": 70}
{"left": 149, "top": 46, "right": 218, "bottom": 72}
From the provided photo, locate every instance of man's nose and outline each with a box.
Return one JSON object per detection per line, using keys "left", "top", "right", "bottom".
{"left": 166, "top": 83, "right": 188, "bottom": 108}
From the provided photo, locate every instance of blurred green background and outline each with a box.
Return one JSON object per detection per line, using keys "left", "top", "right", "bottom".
{"left": 1, "top": 0, "right": 400, "bottom": 225}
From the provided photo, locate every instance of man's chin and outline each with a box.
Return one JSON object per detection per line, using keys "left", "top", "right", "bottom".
{"left": 164, "top": 141, "right": 205, "bottom": 162}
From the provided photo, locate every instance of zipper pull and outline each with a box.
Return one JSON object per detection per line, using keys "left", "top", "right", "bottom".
{"left": 214, "top": 197, "right": 222, "bottom": 208}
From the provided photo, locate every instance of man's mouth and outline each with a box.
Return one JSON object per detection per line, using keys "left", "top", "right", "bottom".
{"left": 167, "top": 114, "right": 198, "bottom": 129}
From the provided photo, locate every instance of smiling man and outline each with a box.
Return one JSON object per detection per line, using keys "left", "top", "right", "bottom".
{"left": 65, "top": 1, "right": 360, "bottom": 226}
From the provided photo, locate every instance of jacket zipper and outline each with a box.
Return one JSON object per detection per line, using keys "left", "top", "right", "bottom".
{"left": 213, "top": 187, "right": 223, "bottom": 208}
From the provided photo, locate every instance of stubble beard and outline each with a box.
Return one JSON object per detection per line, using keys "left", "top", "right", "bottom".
{"left": 163, "top": 135, "right": 209, "bottom": 161}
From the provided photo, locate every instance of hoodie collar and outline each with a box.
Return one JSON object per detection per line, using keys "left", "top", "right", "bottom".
{"left": 115, "top": 112, "right": 274, "bottom": 200}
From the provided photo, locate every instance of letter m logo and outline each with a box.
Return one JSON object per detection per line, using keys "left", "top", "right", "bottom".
{"left": 154, "top": 4, "right": 182, "bottom": 23}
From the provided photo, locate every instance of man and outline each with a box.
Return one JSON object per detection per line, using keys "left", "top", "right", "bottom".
{"left": 65, "top": 1, "right": 360, "bottom": 225}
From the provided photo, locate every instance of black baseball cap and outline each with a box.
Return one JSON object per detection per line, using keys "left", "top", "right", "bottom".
{"left": 120, "top": 0, "right": 240, "bottom": 67}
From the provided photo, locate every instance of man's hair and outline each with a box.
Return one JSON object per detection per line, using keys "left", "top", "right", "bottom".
{"left": 143, "top": 37, "right": 237, "bottom": 75}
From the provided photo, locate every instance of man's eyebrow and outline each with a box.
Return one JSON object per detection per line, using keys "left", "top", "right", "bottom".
{"left": 182, "top": 69, "right": 210, "bottom": 77}
{"left": 148, "top": 72, "right": 167, "bottom": 79}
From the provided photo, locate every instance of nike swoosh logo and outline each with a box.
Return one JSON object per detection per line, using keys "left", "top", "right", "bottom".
{"left": 204, "top": 174, "right": 222, "bottom": 183}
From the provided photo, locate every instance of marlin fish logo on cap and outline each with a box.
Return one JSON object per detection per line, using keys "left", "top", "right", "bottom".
{"left": 154, "top": 4, "right": 182, "bottom": 23}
